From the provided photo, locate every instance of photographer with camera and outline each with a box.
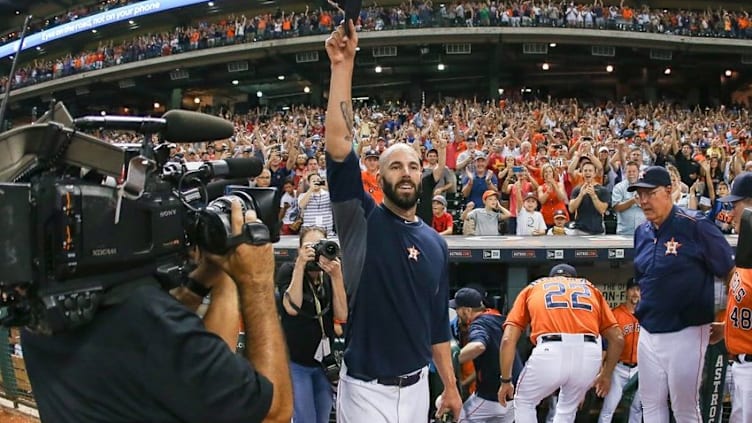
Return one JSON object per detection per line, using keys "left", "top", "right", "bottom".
{"left": 21, "top": 201, "right": 293, "bottom": 423}
{"left": 278, "top": 227, "right": 348, "bottom": 423}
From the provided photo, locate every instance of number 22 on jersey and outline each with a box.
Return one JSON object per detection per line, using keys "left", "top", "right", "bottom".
{"left": 543, "top": 280, "right": 593, "bottom": 311}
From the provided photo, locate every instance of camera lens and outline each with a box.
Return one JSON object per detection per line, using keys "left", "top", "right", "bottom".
{"left": 196, "top": 192, "right": 255, "bottom": 254}
{"left": 320, "top": 240, "right": 339, "bottom": 259}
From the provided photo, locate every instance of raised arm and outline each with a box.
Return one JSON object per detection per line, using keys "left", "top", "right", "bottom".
{"left": 433, "top": 133, "right": 448, "bottom": 182}
{"left": 324, "top": 21, "right": 359, "bottom": 162}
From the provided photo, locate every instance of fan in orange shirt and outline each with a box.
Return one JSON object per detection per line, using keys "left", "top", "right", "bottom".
{"left": 498, "top": 264, "right": 623, "bottom": 423}
{"left": 361, "top": 148, "right": 383, "bottom": 204}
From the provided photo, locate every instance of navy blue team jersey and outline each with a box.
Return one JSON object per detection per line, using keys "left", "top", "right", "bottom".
{"left": 467, "top": 311, "right": 524, "bottom": 401}
{"left": 633, "top": 206, "right": 734, "bottom": 333}
{"left": 326, "top": 150, "right": 451, "bottom": 379}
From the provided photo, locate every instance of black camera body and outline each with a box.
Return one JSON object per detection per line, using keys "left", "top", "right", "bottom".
{"left": 0, "top": 104, "right": 278, "bottom": 333}
{"left": 305, "top": 240, "right": 340, "bottom": 271}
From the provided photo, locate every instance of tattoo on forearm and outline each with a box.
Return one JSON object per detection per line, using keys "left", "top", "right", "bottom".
{"left": 340, "top": 101, "right": 354, "bottom": 138}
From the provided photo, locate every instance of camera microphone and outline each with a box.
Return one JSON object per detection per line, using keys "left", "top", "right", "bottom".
{"left": 72, "top": 110, "right": 235, "bottom": 143}
{"left": 197, "top": 158, "right": 264, "bottom": 180}
{"left": 161, "top": 110, "right": 234, "bottom": 143}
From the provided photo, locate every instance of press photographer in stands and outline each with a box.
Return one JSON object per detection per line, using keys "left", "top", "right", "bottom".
{"left": 21, "top": 201, "right": 293, "bottom": 423}
{"left": 278, "top": 226, "right": 348, "bottom": 423}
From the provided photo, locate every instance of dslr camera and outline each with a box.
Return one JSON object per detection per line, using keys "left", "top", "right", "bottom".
{"left": 0, "top": 102, "right": 280, "bottom": 334}
{"left": 305, "top": 240, "right": 340, "bottom": 271}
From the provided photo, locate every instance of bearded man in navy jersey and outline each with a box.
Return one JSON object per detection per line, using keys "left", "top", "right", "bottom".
{"left": 323, "top": 20, "right": 462, "bottom": 423}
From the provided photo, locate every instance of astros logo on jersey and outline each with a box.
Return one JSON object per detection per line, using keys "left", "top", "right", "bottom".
{"left": 407, "top": 246, "right": 420, "bottom": 261}
{"left": 664, "top": 237, "right": 681, "bottom": 256}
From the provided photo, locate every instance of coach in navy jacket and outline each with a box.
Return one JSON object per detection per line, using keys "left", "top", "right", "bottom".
{"left": 630, "top": 166, "right": 734, "bottom": 423}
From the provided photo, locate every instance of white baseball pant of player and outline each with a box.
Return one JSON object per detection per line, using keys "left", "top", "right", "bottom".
{"left": 730, "top": 358, "right": 752, "bottom": 423}
{"left": 514, "top": 334, "right": 602, "bottom": 423}
{"left": 336, "top": 362, "right": 429, "bottom": 423}
{"left": 459, "top": 393, "right": 515, "bottom": 422}
{"left": 597, "top": 363, "right": 642, "bottom": 423}
{"left": 637, "top": 325, "right": 709, "bottom": 423}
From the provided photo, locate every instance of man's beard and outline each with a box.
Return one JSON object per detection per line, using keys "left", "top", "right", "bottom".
{"left": 383, "top": 178, "right": 421, "bottom": 210}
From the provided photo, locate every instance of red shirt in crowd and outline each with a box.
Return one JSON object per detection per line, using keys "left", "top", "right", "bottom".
{"left": 432, "top": 212, "right": 454, "bottom": 233}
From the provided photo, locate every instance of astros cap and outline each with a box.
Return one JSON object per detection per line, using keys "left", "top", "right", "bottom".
{"left": 549, "top": 263, "right": 577, "bottom": 277}
{"left": 627, "top": 166, "right": 672, "bottom": 192}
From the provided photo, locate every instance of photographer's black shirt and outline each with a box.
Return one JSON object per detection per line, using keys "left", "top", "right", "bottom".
{"left": 21, "top": 282, "right": 273, "bottom": 423}
{"left": 276, "top": 263, "right": 335, "bottom": 367}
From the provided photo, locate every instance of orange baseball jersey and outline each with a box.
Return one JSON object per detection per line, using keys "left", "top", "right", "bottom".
{"left": 612, "top": 304, "right": 639, "bottom": 364}
{"left": 504, "top": 276, "right": 618, "bottom": 345}
{"left": 724, "top": 267, "right": 752, "bottom": 355}
{"left": 361, "top": 171, "right": 384, "bottom": 204}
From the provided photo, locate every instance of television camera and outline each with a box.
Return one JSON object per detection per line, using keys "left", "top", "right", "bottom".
{"left": 0, "top": 102, "right": 279, "bottom": 334}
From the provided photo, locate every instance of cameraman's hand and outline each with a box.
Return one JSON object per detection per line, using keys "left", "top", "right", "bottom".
{"left": 318, "top": 256, "right": 342, "bottom": 279}
{"left": 189, "top": 249, "right": 225, "bottom": 290}
{"left": 205, "top": 199, "right": 273, "bottom": 282}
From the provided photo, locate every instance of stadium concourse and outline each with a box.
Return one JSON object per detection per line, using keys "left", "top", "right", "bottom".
{"left": 2, "top": 0, "right": 752, "bottom": 93}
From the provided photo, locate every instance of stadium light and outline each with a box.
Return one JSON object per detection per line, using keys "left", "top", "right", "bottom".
{"left": 606, "top": 65, "right": 614, "bottom": 73}
{"left": 304, "top": 86, "right": 311, "bottom": 93}
{"left": 664, "top": 67, "right": 671, "bottom": 75}
{"left": 256, "top": 91, "right": 263, "bottom": 98}
{"left": 232, "top": 80, "right": 239, "bottom": 85}
{"left": 278, "top": 75, "right": 285, "bottom": 80}
{"left": 542, "top": 63, "right": 550, "bottom": 71}
{"left": 437, "top": 63, "right": 445, "bottom": 71}
{"left": 375, "top": 65, "right": 382, "bottom": 73}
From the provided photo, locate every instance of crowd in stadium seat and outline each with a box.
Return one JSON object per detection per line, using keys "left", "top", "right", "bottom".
{"left": 2, "top": 1, "right": 752, "bottom": 93}
{"left": 0, "top": 0, "right": 138, "bottom": 45}
{"left": 91, "top": 99, "right": 749, "bottom": 236}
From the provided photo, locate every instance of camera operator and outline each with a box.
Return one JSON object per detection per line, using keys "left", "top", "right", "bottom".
{"left": 21, "top": 201, "right": 293, "bottom": 423}
{"left": 278, "top": 226, "right": 348, "bottom": 423}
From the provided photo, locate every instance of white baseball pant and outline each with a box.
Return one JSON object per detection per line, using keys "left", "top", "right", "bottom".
{"left": 597, "top": 363, "right": 642, "bottom": 423}
{"left": 459, "top": 393, "right": 514, "bottom": 423}
{"left": 514, "top": 334, "right": 602, "bottom": 423}
{"left": 637, "top": 325, "right": 709, "bottom": 423}
{"left": 730, "top": 358, "right": 752, "bottom": 423}
{"left": 336, "top": 361, "right": 428, "bottom": 423}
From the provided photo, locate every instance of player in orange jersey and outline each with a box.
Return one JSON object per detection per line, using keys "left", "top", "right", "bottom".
{"left": 598, "top": 278, "right": 642, "bottom": 423}
{"left": 498, "top": 264, "right": 624, "bottom": 423}
{"left": 710, "top": 172, "right": 752, "bottom": 422}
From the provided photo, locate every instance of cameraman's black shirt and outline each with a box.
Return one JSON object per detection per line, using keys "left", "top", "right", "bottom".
{"left": 21, "top": 282, "right": 273, "bottom": 423}
{"left": 276, "top": 262, "right": 335, "bottom": 367}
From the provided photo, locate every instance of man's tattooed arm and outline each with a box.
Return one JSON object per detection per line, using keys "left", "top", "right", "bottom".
{"left": 340, "top": 101, "right": 354, "bottom": 141}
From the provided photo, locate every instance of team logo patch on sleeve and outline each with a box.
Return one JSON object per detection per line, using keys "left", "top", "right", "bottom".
{"left": 664, "top": 237, "right": 682, "bottom": 256}
{"left": 407, "top": 246, "right": 420, "bottom": 261}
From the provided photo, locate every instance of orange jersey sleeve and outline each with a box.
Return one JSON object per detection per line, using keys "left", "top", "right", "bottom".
{"left": 612, "top": 304, "right": 639, "bottom": 364}
{"left": 725, "top": 268, "right": 752, "bottom": 355}
{"left": 506, "top": 277, "right": 617, "bottom": 345}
